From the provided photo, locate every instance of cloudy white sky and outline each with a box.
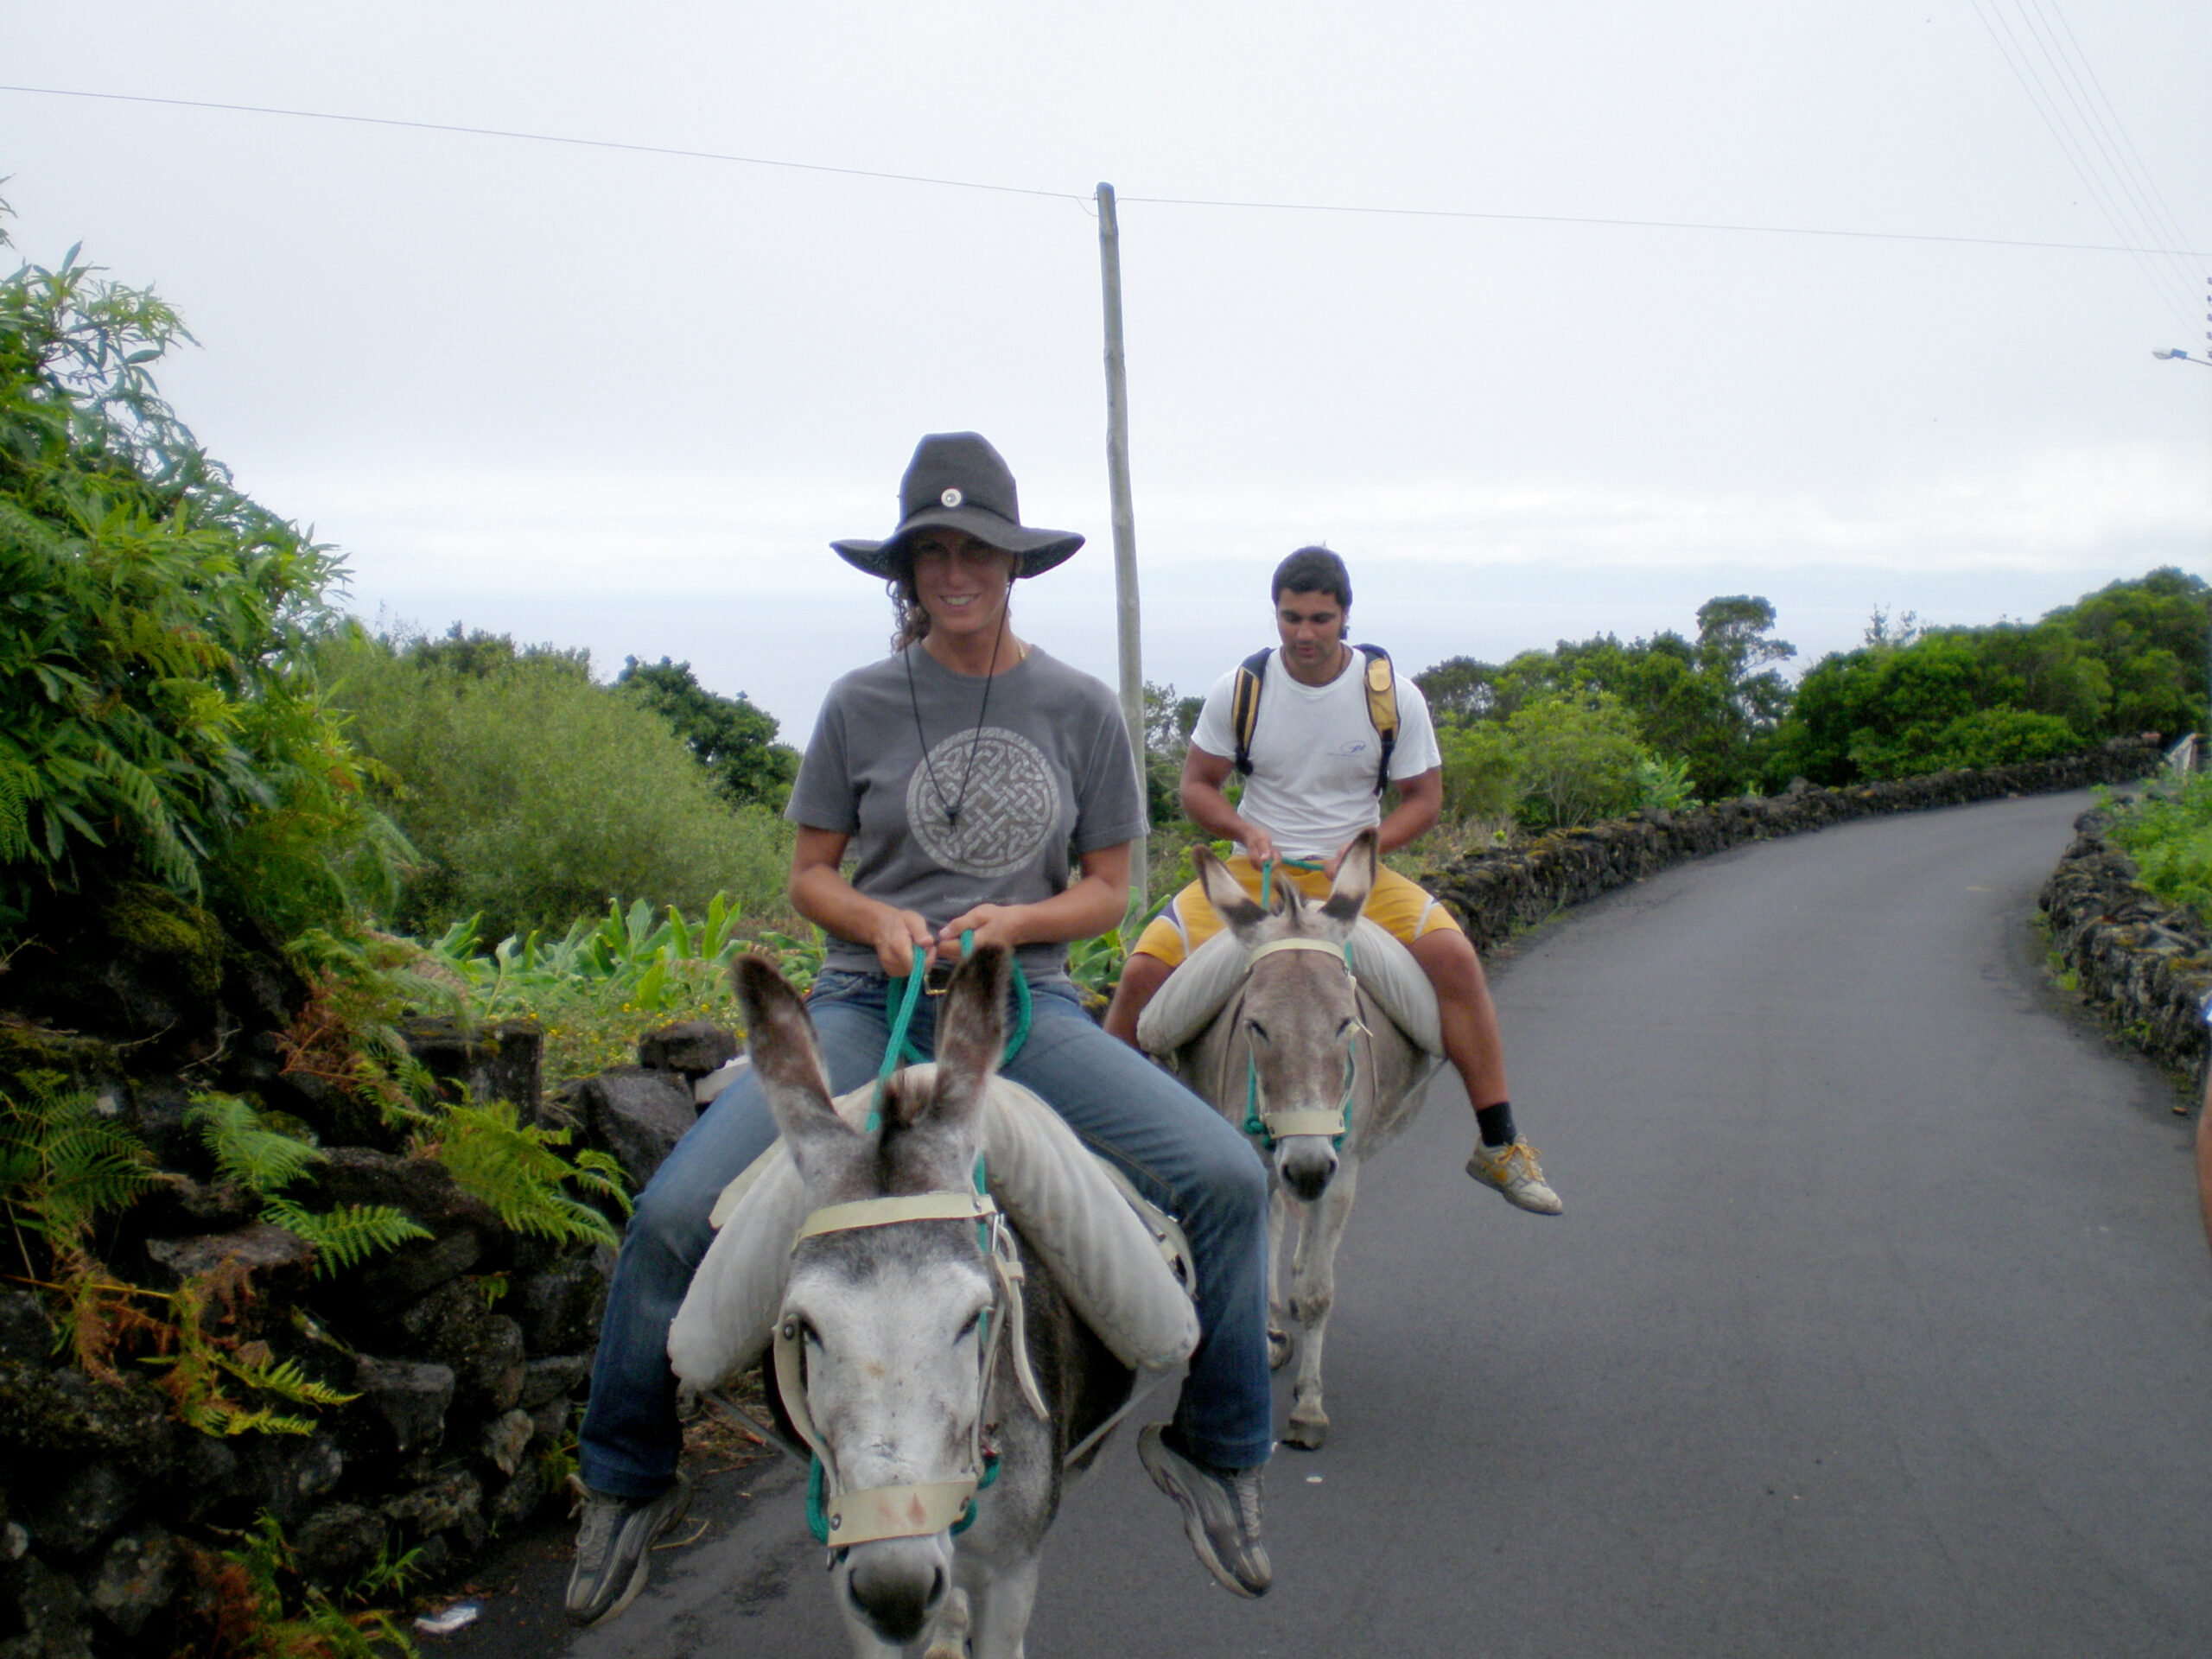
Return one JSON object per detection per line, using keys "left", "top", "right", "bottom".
{"left": 5, "top": 2, "right": 2209, "bottom": 741}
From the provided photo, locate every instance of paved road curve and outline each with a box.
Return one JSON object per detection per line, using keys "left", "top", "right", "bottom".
{"left": 471, "top": 791, "right": 2212, "bottom": 1658}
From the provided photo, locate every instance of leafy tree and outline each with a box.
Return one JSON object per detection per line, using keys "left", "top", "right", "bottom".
{"left": 0, "top": 209, "right": 399, "bottom": 944}
{"left": 405, "top": 622, "right": 588, "bottom": 682}
{"left": 1770, "top": 570, "right": 2209, "bottom": 788}
{"left": 2040, "top": 567, "right": 2209, "bottom": 737}
{"left": 1418, "top": 595, "right": 1792, "bottom": 800}
{"left": 615, "top": 655, "right": 799, "bottom": 810}
{"left": 1414, "top": 656, "right": 1504, "bottom": 725}
{"left": 1504, "top": 690, "right": 1651, "bottom": 829}
{"left": 1139, "top": 681, "right": 1205, "bottom": 830}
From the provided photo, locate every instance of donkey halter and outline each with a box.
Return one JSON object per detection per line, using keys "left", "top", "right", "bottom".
{"left": 773, "top": 1184, "right": 1048, "bottom": 1557}
{"left": 1238, "top": 937, "right": 1369, "bottom": 1147}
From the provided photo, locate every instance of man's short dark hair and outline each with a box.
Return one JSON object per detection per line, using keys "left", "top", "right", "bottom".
{"left": 1272, "top": 547, "right": 1352, "bottom": 610}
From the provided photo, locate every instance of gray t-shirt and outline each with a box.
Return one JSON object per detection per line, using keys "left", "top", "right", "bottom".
{"left": 786, "top": 645, "right": 1148, "bottom": 982}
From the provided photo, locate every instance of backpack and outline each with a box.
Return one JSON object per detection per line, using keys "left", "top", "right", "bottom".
{"left": 1230, "top": 645, "right": 1400, "bottom": 795}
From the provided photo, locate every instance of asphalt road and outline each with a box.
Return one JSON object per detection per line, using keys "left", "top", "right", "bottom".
{"left": 441, "top": 789, "right": 2212, "bottom": 1658}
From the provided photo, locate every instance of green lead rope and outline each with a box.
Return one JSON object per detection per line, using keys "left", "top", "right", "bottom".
{"left": 815, "top": 932, "right": 1024, "bottom": 1548}
{"left": 880, "top": 931, "right": 1033, "bottom": 1089}
{"left": 1256, "top": 855, "right": 1325, "bottom": 908}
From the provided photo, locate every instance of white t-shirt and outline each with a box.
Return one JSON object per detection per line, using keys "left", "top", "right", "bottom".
{"left": 1189, "top": 648, "right": 1442, "bottom": 861}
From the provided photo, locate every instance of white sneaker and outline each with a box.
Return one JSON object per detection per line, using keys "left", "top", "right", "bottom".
{"left": 1466, "top": 1138, "right": 1563, "bottom": 1215}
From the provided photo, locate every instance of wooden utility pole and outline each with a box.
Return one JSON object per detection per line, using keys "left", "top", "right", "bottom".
{"left": 1096, "top": 181, "right": 1146, "bottom": 906}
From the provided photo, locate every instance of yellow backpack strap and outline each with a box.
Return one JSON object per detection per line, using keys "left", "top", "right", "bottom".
{"left": 1354, "top": 644, "right": 1398, "bottom": 794}
{"left": 1230, "top": 647, "right": 1273, "bottom": 776}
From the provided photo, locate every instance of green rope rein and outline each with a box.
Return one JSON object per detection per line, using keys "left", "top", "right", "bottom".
{"left": 870, "top": 930, "right": 1033, "bottom": 1128}
{"left": 1255, "top": 854, "right": 1325, "bottom": 908}
{"left": 808, "top": 930, "right": 1026, "bottom": 1548}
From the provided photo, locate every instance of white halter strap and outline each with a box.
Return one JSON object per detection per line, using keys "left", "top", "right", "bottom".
{"left": 1243, "top": 937, "right": 1349, "bottom": 968}
{"left": 1237, "top": 936, "right": 1367, "bottom": 1142}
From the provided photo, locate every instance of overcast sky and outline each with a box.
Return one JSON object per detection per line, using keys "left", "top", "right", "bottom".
{"left": 6, "top": 1, "right": 2209, "bottom": 741}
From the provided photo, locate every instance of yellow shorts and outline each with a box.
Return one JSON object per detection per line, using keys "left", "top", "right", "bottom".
{"left": 1131, "top": 855, "right": 1464, "bottom": 969}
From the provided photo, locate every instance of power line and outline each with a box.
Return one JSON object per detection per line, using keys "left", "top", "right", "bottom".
{"left": 1113, "top": 189, "right": 2202, "bottom": 256}
{"left": 0, "top": 84, "right": 1090, "bottom": 205}
{"left": 1967, "top": 0, "right": 2203, "bottom": 330}
{"left": 2, "top": 80, "right": 2205, "bottom": 260}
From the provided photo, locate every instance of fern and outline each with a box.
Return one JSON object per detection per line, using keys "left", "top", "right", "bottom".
{"left": 262, "top": 1197, "right": 429, "bottom": 1277}
{"left": 0, "top": 744, "right": 36, "bottom": 863}
{"left": 427, "top": 1099, "right": 626, "bottom": 1248}
{"left": 1, "top": 1073, "right": 156, "bottom": 1268}
{"left": 186, "top": 1093, "right": 429, "bottom": 1277}
{"left": 213, "top": 1514, "right": 420, "bottom": 1658}
{"left": 188, "top": 1092, "right": 324, "bottom": 1192}
{"left": 143, "top": 1274, "right": 359, "bottom": 1437}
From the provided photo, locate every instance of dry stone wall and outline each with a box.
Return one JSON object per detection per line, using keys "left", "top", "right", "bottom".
{"left": 1426, "top": 738, "right": 2163, "bottom": 950}
{"left": 2037, "top": 812, "right": 2212, "bottom": 1079}
{"left": 0, "top": 1000, "right": 736, "bottom": 1659}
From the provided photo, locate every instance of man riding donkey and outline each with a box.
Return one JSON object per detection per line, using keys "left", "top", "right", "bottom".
{"left": 1105, "top": 546, "right": 1564, "bottom": 1217}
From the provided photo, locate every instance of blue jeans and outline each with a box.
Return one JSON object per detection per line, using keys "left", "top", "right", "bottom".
{"left": 579, "top": 972, "right": 1274, "bottom": 1497}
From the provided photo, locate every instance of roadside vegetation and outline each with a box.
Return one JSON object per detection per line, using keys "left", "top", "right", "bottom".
{"left": 1140, "top": 576, "right": 2208, "bottom": 882}
{"left": 0, "top": 206, "right": 798, "bottom": 1654}
{"left": 2098, "top": 772, "right": 2212, "bottom": 927}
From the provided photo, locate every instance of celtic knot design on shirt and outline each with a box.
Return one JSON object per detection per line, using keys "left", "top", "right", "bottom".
{"left": 906, "top": 727, "right": 1060, "bottom": 879}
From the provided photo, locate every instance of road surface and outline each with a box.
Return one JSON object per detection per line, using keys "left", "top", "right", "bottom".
{"left": 441, "top": 790, "right": 2212, "bottom": 1657}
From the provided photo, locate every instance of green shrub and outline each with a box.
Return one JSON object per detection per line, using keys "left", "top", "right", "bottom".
{"left": 1908, "top": 707, "right": 2083, "bottom": 772}
{"left": 0, "top": 215, "right": 402, "bottom": 944}
{"left": 1504, "top": 690, "right": 1651, "bottom": 829}
{"left": 2103, "top": 773, "right": 2212, "bottom": 925}
{"left": 1436, "top": 721, "right": 1521, "bottom": 823}
{"left": 319, "top": 630, "right": 791, "bottom": 939}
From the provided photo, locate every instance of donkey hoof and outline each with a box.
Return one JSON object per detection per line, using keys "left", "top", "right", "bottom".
{"left": 1283, "top": 1414, "right": 1330, "bottom": 1451}
{"left": 1267, "top": 1326, "right": 1294, "bottom": 1371}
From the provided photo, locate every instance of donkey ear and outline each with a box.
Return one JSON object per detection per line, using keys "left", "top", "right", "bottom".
{"left": 919, "top": 944, "right": 1010, "bottom": 1132}
{"left": 731, "top": 954, "right": 849, "bottom": 1155}
{"left": 1321, "top": 830, "right": 1378, "bottom": 928}
{"left": 1195, "top": 845, "right": 1268, "bottom": 932}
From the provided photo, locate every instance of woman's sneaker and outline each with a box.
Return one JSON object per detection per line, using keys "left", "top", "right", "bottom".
{"left": 1137, "top": 1425, "right": 1271, "bottom": 1598}
{"left": 1466, "top": 1138, "right": 1564, "bottom": 1215}
{"left": 564, "top": 1473, "right": 690, "bottom": 1627}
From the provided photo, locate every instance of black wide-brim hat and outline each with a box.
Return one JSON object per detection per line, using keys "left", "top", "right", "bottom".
{"left": 832, "top": 431, "right": 1084, "bottom": 580}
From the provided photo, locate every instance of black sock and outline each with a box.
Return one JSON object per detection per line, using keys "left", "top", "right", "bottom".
{"left": 1475, "top": 1101, "right": 1516, "bottom": 1147}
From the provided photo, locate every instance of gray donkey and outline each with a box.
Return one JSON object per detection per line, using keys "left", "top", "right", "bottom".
{"left": 734, "top": 944, "right": 1130, "bottom": 1658}
{"left": 1160, "top": 830, "right": 1439, "bottom": 1449}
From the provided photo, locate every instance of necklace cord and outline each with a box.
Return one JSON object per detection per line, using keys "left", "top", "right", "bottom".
{"left": 906, "top": 601, "right": 1010, "bottom": 832}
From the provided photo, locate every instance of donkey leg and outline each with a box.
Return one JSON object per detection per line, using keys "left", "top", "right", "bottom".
{"left": 965, "top": 1552, "right": 1044, "bottom": 1659}
{"left": 921, "top": 1585, "right": 971, "bottom": 1659}
{"left": 1265, "top": 1181, "right": 1294, "bottom": 1371}
{"left": 1283, "top": 1158, "right": 1359, "bottom": 1451}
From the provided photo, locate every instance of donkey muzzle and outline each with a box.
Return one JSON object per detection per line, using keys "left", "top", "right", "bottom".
{"left": 1277, "top": 1136, "right": 1338, "bottom": 1203}
{"left": 842, "top": 1536, "right": 953, "bottom": 1643}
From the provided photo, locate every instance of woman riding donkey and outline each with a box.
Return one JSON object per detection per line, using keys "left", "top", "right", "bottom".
{"left": 566, "top": 432, "right": 1277, "bottom": 1627}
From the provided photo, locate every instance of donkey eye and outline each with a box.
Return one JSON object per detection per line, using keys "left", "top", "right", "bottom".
{"left": 1245, "top": 1020, "right": 1270, "bottom": 1046}
{"left": 956, "top": 1309, "right": 983, "bottom": 1344}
